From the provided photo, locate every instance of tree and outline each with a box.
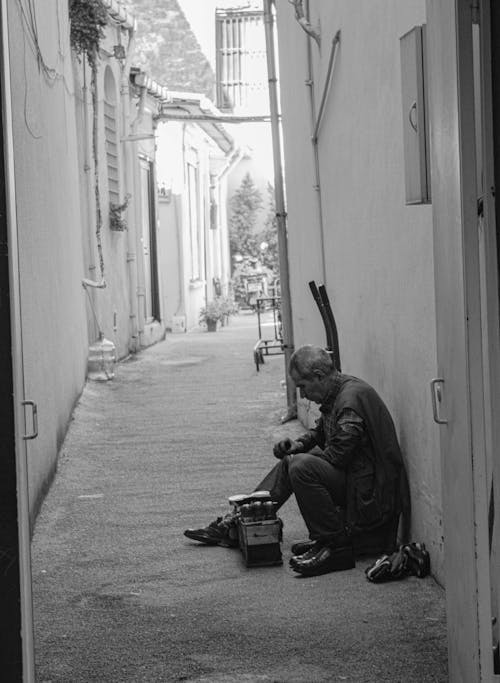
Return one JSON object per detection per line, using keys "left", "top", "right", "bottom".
{"left": 228, "top": 172, "right": 263, "bottom": 265}
{"left": 258, "top": 182, "right": 280, "bottom": 275}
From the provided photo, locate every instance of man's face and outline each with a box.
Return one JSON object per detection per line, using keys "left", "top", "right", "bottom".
{"left": 290, "top": 369, "right": 328, "bottom": 404}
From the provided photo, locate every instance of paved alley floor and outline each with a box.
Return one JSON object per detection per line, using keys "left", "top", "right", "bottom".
{"left": 31, "top": 313, "right": 448, "bottom": 682}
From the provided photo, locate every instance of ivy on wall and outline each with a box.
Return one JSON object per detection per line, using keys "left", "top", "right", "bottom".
{"left": 69, "top": 0, "right": 108, "bottom": 67}
{"left": 69, "top": 0, "right": 108, "bottom": 278}
{"left": 109, "top": 194, "right": 131, "bottom": 232}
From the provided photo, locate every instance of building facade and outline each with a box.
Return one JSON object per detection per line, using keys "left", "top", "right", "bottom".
{"left": 155, "top": 91, "right": 236, "bottom": 331}
{"left": 273, "top": 0, "right": 500, "bottom": 679}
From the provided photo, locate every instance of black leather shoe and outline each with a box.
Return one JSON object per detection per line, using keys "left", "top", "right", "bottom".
{"left": 291, "top": 544, "right": 355, "bottom": 577}
{"left": 291, "top": 539, "right": 316, "bottom": 556}
{"left": 289, "top": 541, "right": 322, "bottom": 566}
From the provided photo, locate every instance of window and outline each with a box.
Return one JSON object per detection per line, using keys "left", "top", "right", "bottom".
{"left": 104, "top": 66, "right": 119, "bottom": 204}
{"left": 215, "top": 8, "right": 268, "bottom": 114}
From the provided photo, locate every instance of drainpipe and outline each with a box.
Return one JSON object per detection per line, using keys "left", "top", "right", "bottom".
{"left": 120, "top": 22, "right": 140, "bottom": 352}
{"left": 305, "top": 2, "right": 325, "bottom": 285}
{"left": 81, "top": 58, "right": 106, "bottom": 342}
{"left": 263, "top": 0, "right": 296, "bottom": 421}
{"left": 304, "top": 1, "right": 340, "bottom": 287}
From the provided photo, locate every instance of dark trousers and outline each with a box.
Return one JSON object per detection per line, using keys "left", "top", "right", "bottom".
{"left": 255, "top": 453, "right": 347, "bottom": 544}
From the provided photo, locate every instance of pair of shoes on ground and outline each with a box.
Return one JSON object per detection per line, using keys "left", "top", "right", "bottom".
{"left": 289, "top": 540, "right": 355, "bottom": 577}
{"left": 183, "top": 516, "right": 238, "bottom": 548}
{"left": 184, "top": 522, "right": 356, "bottom": 576}
{"left": 365, "top": 542, "right": 430, "bottom": 582}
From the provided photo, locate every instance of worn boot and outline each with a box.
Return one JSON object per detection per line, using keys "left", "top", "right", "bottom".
{"left": 184, "top": 514, "right": 238, "bottom": 548}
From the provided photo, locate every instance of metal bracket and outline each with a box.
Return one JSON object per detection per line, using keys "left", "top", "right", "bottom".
{"left": 22, "top": 400, "right": 38, "bottom": 440}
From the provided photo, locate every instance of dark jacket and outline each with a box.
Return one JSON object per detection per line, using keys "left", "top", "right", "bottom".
{"left": 297, "top": 373, "right": 410, "bottom": 533}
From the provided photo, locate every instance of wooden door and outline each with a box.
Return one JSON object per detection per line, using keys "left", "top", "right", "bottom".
{"left": 426, "top": 0, "right": 499, "bottom": 679}
{"left": 139, "top": 157, "right": 159, "bottom": 323}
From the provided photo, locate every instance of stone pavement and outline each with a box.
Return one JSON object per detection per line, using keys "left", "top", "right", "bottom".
{"left": 31, "top": 312, "right": 448, "bottom": 682}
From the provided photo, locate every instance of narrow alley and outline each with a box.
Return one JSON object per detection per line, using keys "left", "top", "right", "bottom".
{"left": 31, "top": 314, "right": 448, "bottom": 682}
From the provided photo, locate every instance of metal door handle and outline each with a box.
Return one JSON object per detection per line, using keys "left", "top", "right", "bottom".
{"left": 409, "top": 101, "right": 418, "bottom": 132}
{"left": 430, "top": 379, "right": 447, "bottom": 424}
{"left": 22, "top": 400, "right": 38, "bottom": 440}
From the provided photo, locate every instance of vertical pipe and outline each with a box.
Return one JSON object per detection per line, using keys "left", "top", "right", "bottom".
{"left": 120, "top": 26, "right": 140, "bottom": 352}
{"left": 263, "top": 0, "right": 296, "bottom": 420}
{"left": 305, "top": 0, "right": 327, "bottom": 285}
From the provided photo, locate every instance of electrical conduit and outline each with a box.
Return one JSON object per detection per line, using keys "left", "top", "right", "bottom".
{"left": 263, "top": 0, "right": 296, "bottom": 420}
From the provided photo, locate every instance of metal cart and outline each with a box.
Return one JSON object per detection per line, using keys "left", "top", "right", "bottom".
{"left": 253, "top": 296, "right": 284, "bottom": 371}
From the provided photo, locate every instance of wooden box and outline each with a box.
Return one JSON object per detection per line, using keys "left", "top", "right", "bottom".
{"left": 237, "top": 517, "right": 283, "bottom": 567}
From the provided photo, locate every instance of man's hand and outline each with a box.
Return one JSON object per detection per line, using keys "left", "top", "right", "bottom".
{"left": 273, "top": 438, "right": 303, "bottom": 459}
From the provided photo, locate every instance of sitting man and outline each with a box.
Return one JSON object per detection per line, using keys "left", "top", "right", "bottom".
{"left": 184, "top": 344, "right": 410, "bottom": 577}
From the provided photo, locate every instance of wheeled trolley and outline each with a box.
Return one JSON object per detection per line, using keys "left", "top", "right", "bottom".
{"left": 253, "top": 296, "right": 284, "bottom": 371}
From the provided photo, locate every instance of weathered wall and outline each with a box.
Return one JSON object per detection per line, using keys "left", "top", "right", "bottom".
{"left": 156, "top": 120, "right": 226, "bottom": 332}
{"left": 129, "top": 99, "right": 165, "bottom": 349}
{"left": 73, "top": 23, "right": 165, "bottom": 359}
{"left": 275, "top": 0, "right": 443, "bottom": 581}
{"left": 72, "top": 30, "right": 132, "bottom": 359}
{"left": 156, "top": 121, "right": 185, "bottom": 331}
{"left": 6, "top": 1, "right": 88, "bottom": 518}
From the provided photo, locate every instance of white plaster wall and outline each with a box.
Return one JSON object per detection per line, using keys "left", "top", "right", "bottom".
{"left": 72, "top": 36, "right": 132, "bottom": 359}
{"left": 95, "top": 41, "right": 135, "bottom": 358}
{"left": 156, "top": 121, "right": 186, "bottom": 331}
{"left": 74, "top": 24, "right": 166, "bottom": 358}
{"left": 276, "top": 0, "right": 444, "bottom": 581}
{"left": 156, "top": 121, "right": 223, "bottom": 332}
{"left": 7, "top": 1, "right": 88, "bottom": 517}
{"left": 217, "top": 172, "right": 232, "bottom": 295}
{"left": 158, "top": 195, "right": 183, "bottom": 331}
{"left": 184, "top": 126, "right": 211, "bottom": 331}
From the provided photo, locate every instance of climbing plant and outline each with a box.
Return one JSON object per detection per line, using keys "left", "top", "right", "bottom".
{"left": 109, "top": 194, "right": 131, "bottom": 232}
{"left": 69, "top": 0, "right": 108, "bottom": 68}
{"left": 69, "top": 0, "right": 108, "bottom": 278}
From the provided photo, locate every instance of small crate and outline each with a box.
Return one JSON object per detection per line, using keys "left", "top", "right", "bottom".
{"left": 237, "top": 517, "right": 283, "bottom": 567}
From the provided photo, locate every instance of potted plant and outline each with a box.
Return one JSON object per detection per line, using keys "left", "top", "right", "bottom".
{"left": 219, "top": 295, "right": 239, "bottom": 326}
{"left": 199, "top": 299, "right": 222, "bottom": 332}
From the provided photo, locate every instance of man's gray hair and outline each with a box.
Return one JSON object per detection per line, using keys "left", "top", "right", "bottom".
{"left": 289, "top": 345, "right": 334, "bottom": 379}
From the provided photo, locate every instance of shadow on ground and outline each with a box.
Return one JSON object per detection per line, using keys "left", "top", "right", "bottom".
{"left": 31, "top": 313, "right": 448, "bottom": 682}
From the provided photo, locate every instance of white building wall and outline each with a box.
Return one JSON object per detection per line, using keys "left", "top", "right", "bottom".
{"left": 129, "top": 101, "right": 164, "bottom": 348}
{"left": 275, "top": 0, "right": 444, "bottom": 581}
{"left": 6, "top": 1, "right": 88, "bottom": 517}
{"left": 156, "top": 119, "right": 232, "bottom": 332}
{"left": 73, "top": 25, "right": 166, "bottom": 359}
{"left": 156, "top": 121, "right": 185, "bottom": 331}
